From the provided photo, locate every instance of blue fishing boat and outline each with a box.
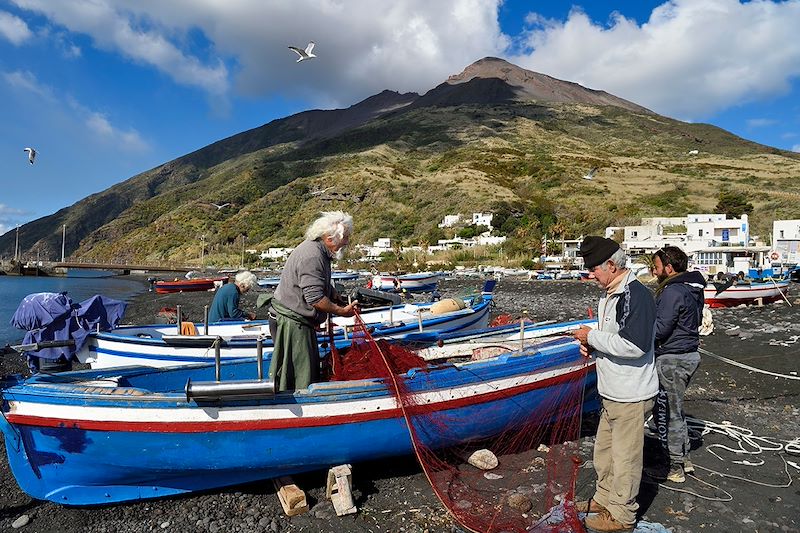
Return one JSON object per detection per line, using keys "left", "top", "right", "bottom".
{"left": 331, "top": 270, "right": 361, "bottom": 281}
{"left": 0, "top": 336, "right": 597, "bottom": 506}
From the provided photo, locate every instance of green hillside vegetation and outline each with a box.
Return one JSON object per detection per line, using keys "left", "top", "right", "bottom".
{"left": 3, "top": 61, "right": 799, "bottom": 268}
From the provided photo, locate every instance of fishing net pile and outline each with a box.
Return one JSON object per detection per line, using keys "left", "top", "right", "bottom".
{"left": 329, "top": 311, "right": 595, "bottom": 533}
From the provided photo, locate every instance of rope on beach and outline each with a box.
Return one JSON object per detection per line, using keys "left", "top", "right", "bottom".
{"left": 698, "top": 347, "right": 800, "bottom": 381}
{"left": 655, "top": 416, "right": 799, "bottom": 499}
{"left": 656, "top": 473, "right": 733, "bottom": 501}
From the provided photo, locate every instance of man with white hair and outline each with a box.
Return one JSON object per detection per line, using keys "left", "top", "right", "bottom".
{"left": 571, "top": 236, "right": 658, "bottom": 533}
{"left": 269, "top": 211, "right": 359, "bottom": 391}
{"left": 208, "top": 271, "right": 258, "bottom": 322}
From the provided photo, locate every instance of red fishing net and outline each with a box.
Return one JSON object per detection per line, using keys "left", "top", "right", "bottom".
{"left": 329, "top": 311, "right": 594, "bottom": 533}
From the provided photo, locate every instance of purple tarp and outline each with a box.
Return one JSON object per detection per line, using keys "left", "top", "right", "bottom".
{"left": 10, "top": 292, "right": 127, "bottom": 367}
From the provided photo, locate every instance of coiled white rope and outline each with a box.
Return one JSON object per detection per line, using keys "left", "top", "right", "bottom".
{"left": 654, "top": 416, "right": 799, "bottom": 500}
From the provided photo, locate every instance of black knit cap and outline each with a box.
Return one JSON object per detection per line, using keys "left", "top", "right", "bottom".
{"left": 579, "top": 236, "right": 620, "bottom": 269}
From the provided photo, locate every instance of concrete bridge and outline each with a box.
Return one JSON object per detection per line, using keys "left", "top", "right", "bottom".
{"left": 51, "top": 261, "right": 195, "bottom": 274}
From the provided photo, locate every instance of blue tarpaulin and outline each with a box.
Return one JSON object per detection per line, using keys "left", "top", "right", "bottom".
{"left": 10, "top": 292, "right": 127, "bottom": 368}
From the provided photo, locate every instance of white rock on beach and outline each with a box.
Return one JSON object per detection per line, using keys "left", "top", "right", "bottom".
{"left": 467, "top": 449, "right": 498, "bottom": 470}
{"left": 12, "top": 515, "right": 30, "bottom": 528}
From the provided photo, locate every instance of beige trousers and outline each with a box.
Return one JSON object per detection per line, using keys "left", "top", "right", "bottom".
{"left": 592, "top": 397, "right": 655, "bottom": 526}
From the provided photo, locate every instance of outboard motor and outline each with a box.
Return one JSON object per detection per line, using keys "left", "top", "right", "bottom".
{"left": 352, "top": 287, "right": 402, "bottom": 308}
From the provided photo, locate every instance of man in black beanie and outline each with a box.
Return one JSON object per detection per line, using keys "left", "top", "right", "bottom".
{"left": 572, "top": 236, "right": 658, "bottom": 533}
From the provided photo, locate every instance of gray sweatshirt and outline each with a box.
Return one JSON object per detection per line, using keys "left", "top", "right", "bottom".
{"left": 274, "top": 239, "right": 333, "bottom": 326}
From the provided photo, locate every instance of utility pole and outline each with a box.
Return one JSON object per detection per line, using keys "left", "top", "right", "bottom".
{"left": 240, "top": 235, "right": 245, "bottom": 269}
{"left": 61, "top": 224, "right": 66, "bottom": 262}
{"left": 200, "top": 234, "right": 206, "bottom": 271}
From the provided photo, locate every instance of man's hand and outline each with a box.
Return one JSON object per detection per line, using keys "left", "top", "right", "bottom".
{"left": 578, "top": 343, "right": 592, "bottom": 358}
{"left": 572, "top": 325, "right": 593, "bottom": 358}
{"left": 337, "top": 300, "right": 359, "bottom": 317}
{"left": 572, "top": 325, "right": 591, "bottom": 345}
{"left": 247, "top": 311, "right": 257, "bottom": 320}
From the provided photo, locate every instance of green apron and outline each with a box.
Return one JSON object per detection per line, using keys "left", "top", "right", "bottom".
{"left": 268, "top": 300, "right": 321, "bottom": 392}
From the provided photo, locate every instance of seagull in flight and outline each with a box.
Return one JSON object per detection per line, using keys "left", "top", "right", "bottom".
{"left": 288, "top": 41, "right": 316, "bottom": 62}
{"left": 23, "top": 147, "right": 37, "bottom": 165}
{"left": 211, "top": 202, "right": 230, "bottom": 210}
{"left": 582, "top": 167, "right": 598, "bottom": 180}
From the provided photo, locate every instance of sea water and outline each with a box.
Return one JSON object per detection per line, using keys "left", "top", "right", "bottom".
{"left": 0, "top": 270, "right": 147, "bottom": 345}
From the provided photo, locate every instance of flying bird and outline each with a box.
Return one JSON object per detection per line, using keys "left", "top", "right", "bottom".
{"left": 211, "top": 202, "right": 230, "bottom": 210}
{"left": 23, "top": 147, "right": 37, "bottom": 165}
{"left": 582, "top": 167, "right": 597, "bottom": 181}
{"left": 288, "top": 41, "right": 316, "bottom": 62}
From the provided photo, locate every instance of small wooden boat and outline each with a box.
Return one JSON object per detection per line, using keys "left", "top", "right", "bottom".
{"left": 704, "top": 279, "right": 790, "bottom": 308}
{"left": 370, "top": 272, "right": 441, "bottom": 292}
{"left": 0, "top": 336, "right": 597, "bottom": 506}
{"left": 154, "top": 277, "right": 228, "bottom": 294}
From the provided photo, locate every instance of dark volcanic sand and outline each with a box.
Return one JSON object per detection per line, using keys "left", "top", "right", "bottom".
{"left": 1, "top": 277, "right": 799, "bottom": 532}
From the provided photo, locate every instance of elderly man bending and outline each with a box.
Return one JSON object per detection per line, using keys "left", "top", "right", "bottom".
{"left": 572, "top": 236, "right": 659, "bottom": 533}
{"left": 208, "top": 271, "right": 258, "bottom": 322}
{"left": 269, "top": 211, "right": 358, "bottom": 391}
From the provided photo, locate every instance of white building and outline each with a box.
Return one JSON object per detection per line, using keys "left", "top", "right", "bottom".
{"left": 686, "top": 214, "right": 749, "bottom": 248}
{"left": 772, "top": 219, "right": 800, "bottom": 264}
{"left": 438, "top": 214, "right": 462, "bottom": 228}
{"left": 606, "top": 213, "right": 773, "bottom": 276}
{"left": 355, "top": 238, "right": 394, "bottom": 260}
{"left": 476, "top": 234, "right": 506, "bottom": 246}
{"left": 611, "top": 213, "right": 751, "bottom": 257}
{"left": 472, "top": 212, "right": 494, "bottom": 230}
{"left": 259, "top": 247, "right": 295, "bottom": 260}
{"left": 438, "top": 212, "right": 494, "bottom": 230}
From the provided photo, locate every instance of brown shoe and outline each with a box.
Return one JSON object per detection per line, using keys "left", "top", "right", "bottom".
{"left": 667, "top": 463, "right": 686, "bottom": 483}
{"left": 584, "top": 510, "right": 635, "bottom": 532}
{"left": 575, "top": 498, "right": 607, "bottom": 513}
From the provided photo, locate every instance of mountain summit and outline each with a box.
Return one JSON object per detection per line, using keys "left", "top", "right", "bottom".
{"left": 445, "top": 57, "right": 651, "bottom": 113}
{"left": 1, "top": 58, "right": 796, "bottom": 265}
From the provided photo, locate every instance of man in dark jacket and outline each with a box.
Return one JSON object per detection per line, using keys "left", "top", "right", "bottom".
{"left": 651, "top": 246, "right": 707, "bottom": 483}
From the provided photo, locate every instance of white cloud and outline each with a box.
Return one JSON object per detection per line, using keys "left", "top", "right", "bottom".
{"left": 3, "top": 69, "right": 56, "bottom": 101}
{"left": 12, "top": 0, "right": 229, "bottom": 96}
{"left": 792, "top": 144, "right": 800, "bottom": 152}
{"left": 509, "top": 0, "right": 800, "bottom": 120}
{"left": 746, "top": 118, "right": 778, "bottom": 128}
{"left": 10, "top": 0, "right": 507, "bottom": 107}
{"left": 84, "top": 111, "right": 148, "bottom": 151}
{"left": 8, "top": 0, "right": 799, "bottom": 121}
{"left": 3, "top": 69, "right": 150, "bottom": 152}
{"left": 0, "top": 10, "right": 32, "bottom": 44}
{"left": 0, "top": 204, "right": 28, "bottom": 236}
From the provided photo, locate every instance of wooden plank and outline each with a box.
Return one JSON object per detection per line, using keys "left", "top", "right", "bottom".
{"left": 272, "top": 476, "right": 308, "bottom": 517}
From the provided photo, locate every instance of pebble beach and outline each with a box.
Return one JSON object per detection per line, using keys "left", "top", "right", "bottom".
{"left": 1, "top": 276, "right": 799, "bottom": 532}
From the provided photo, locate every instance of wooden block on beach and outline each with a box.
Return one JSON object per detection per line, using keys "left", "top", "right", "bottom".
{"left": 273, "top": 476, "right": 308, "bottom": 517}
{"left": 326, "top": 464, "right": 357, "bottom": 516}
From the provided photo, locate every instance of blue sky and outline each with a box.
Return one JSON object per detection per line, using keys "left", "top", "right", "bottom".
{"left": 1, "top": 0, "right": 799, "bottom": 235}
